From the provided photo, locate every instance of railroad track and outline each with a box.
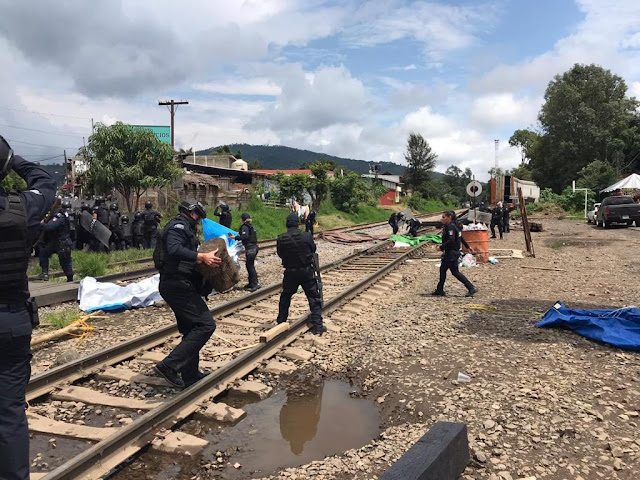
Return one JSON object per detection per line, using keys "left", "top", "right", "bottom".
{"left": 29, "top": 211, "right": 451, "bottom": 308}
{"left": 28, "top": 238, "right": 433, "bottom": 480}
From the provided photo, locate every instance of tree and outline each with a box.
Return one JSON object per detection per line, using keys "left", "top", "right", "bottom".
{"left": 488, "top": 167, "right": 503, "bottom": 178}
{"left": 530, "top": 64, "right": 640, "bottom": 192}
{"left": 87, "top": 122, "right": 181, "bottom": 211}
{"left": 403, "top": 133, "right": 437, "bottom": 194}
{"left": 216, "top": 145, "right": 232, "bottom": 154}
{"left": 308, "top": 161, "right": 331, "bottom": 210}
{"left": 508, "top": 129, "right": 540, "bottom": 163}
{"left": 576, "top": 160, "right": 617, "bottom": 192}
{"left": 247, "top": 159, "right": 262, "bottom": 170}
{"left": 506, "top": 163, "right": 533, "bottom": 181}
{"left": 330, "top": 172, "right": 370, "bottom": 212}
{"left": 1, "top": 170, "right": 27, "bottom": 191}
{"left": 274, "top": 172, "right": 309, "bottom": 203}
{"left": 235, "top": 150, "right": 242, "bottom": 159}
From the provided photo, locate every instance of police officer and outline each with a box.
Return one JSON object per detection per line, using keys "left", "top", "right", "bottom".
{"left": 407, "top": 217, "right": 421, "bottom": 237}
{"left": 276, "top": 213, "right": 326, "bottom": 335}
{"left": 142, "top": 201, "right": 162, "bottom": 248}
{"left": 63, "top": 198, "right": 77, "bottom": 247}
{"left": 502, "top": 204, "right": 511, "bottom": 233}
{"left": 232, "top": 213, "right": 261, "bottom": 291}
{"left": 154, "top": 200, "right": 221, "bottom": 388}
{"left": 75, "top": 202, "right": 92, "bottom": 250}
{"left": 432, "top": 211, "right": 477, "bottom": 297}
{"left": 38, "top": 201, "right": 74, "bottom": 282}
{"left": 132, "top": 211, "right": 144, "bottom": 248}
{"left": 90, "top": 196, "right": 109, "bottom": 252}
{"left": 388, "top": 212, "right": 399, "bottom": 234}
{"left": 213, "top": 202, "right": 232, "bottom": 228}
{"left": 121, "top": 214, "right": 132, "bottom": 249}
{"left": 305, "top": 207, "right": 316, "bottom": 235}
{"left": 0, "top": 136, "right": 56, "bottom": 480}
{"left": 107, "top": 203, "right": 125, "bottom": 250}
{"left": 490, "top": 202, "right": 504, "bottom": 239}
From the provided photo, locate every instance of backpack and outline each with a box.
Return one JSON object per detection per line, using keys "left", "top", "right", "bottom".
{"left": 144, "top": 210, "right": 157, "bottom": 226}
{"left": 153, "top": 227, "right": 165, "bottom": 270}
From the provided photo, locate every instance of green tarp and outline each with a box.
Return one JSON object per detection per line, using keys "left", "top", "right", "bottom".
{"left": 389, "top": 234, "right": 442, "bottom": 246}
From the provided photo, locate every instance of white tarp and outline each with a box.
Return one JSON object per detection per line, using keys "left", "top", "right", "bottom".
{"left": 78, "top": 274, "right": 163, "bottom": 312}
{"left": 601, "top": 173, "right": 640, "bottom": 192}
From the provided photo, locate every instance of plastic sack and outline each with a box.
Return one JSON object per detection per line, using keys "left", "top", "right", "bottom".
{"left": 488, "top": 256, "right": 499, "bottom": 265}
{"left": 460, "top": 253, "right": 477, "bottom": 267}
{"left": 202, "top": 218, "right": 238, "bottom": 246}
{"left": 78, "top": 274, "right": 162, "bottom": 312}
{"left": 226, "top": 240, "right": 243, "bottom": 269}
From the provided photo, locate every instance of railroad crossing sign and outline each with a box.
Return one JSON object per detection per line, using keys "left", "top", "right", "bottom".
{"left": 466, "top": 180, "right": 483, "bottom": 198}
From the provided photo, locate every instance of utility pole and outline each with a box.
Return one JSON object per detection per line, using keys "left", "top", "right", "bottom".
{"left": 494, "top": 139, "right": 499, "bottom": 169}
{"left": 158, "top": 99, "right": 189, "bottom": 149}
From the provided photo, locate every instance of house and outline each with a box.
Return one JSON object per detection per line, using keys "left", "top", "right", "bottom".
{"left": 491, "top": 175, "right": 540, "bottom": 205}
{"left": 362, "top": 173, "right": 403, "bottom": 206}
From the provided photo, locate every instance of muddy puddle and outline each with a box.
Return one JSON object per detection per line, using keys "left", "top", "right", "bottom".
{"left": 114, "top": 378, "right": 380, "bottom": 479}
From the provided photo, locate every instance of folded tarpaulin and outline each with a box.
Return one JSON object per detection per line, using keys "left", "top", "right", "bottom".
{"left": 537, "top": 301, "right": 640, "bottom": 351}
{"left": 389, "top": 234, "right": 442, "bottom": 246}
{"left": 78, "top": 274, "right": 163, "bottom": 312}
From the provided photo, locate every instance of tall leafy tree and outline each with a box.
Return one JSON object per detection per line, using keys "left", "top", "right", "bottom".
{"left": 508, "top": 129, "right": 540, "bottom": 163}
{"left": 404, "top": 133, "right": 437, "bottom": 194}
{"left": 530, "top": 64, "right": 639, "bottom": 192}
{"left": 308, "top": 161, "right": 332, "bottom": 210}
{"left": 87, "top": 122, "right": 181, "bottom": 211}
{"left": 576, "top": 160, "right": 617, "bottom": 192}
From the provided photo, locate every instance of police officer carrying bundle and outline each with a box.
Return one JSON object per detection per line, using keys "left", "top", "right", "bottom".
{"left": 154, "top": 200, "right": 221, "bottom": 388}
{"left": 432, "top": 211, "right": 477, "bottom": 297}
{"left": 108, "top": 203, "right": 125, "bottom": 250}
{"left": 276, "top": 212, "right": 326, "bottom": 335}
{"left": 38, "top": 199, "right": 74, "bottom": 282}
{"left": 232, "top": 213, "right": 261, "bottom": 291}
{"left": 142, "top": 201, "right": 162, "bottom": 248}
{"left": 214, "top": 202, "right": 232, "bottom": 228}
{"left": 0, "top": 136, "right": 56, "bottom": 480}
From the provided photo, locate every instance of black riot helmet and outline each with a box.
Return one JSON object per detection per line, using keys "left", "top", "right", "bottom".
{"left": 61, "top": 199, "right": 72, "bottom": 209}
{"left": 109, "top": 202, "right": 118, "bottom": 211}
{"left": 121, "top": 215, "right": 129, "bottom": 224}
{"left": 80, "top": 202, "right": 90, "bottom": 212}
{"left": 145, "top": 201, "right": 153, "bottom": 210}
{"left": 134, "top": 211, "right": 142, "bottom": 221}
{"left": 220, "top": 202, "right": 229, "bottom": 212}
{"left": 94, "top": 195, "right": 104, "bottom": 207}
{"left": 179, "top": 199, "right": 207, "bottom": 219}
{"left": 286, "top": 212, "right": 300, "bottom": 228}
{"left": 0, "top": 135, "right": 15, "bottom": 182}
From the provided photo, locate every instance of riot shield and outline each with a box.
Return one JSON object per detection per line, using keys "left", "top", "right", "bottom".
{"left": 79, "top": 210, "right": 112, "bottom": 248}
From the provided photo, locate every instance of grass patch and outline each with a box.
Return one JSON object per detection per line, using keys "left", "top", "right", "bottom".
{"left": 41, "top": 311, "right": 79, "bottom": 329}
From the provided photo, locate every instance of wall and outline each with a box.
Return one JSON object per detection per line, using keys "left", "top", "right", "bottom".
{"left": 379, "top": 189, "right": 397, "bottom": 206}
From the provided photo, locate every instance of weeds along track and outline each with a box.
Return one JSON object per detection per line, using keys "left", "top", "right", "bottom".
{"left": 28, "top": 237, "right": 432, "bottom": 480}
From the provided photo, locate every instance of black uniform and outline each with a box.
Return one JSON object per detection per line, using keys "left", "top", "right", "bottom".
{"left": 142, "top": 206, "right": 162, "bottom": 248}
{"left": 157, "top": 213, "right": 215, "bottom": 386}
{"left": 121, "top": 215, "right": 132, "bottom": 248}
{"left": 75, "top": 203, "right": 92, "bottom": 250}
{"left": 490, "top": 206, "right": 504, "bottom": 239}
{"left": 434, "top": 223, "right": 475, "bottom": 295}
{"left": 276, "top": 215, "right": 323, "bottom": 332}
{"left": 65, "top": 204, "right": 77, "bottom": 246}
{"left": 214, "top": 205, "right": 232, "bottom": 228}
{"left": 108, "top": 208, "right": 125, "bottom": 250}
{"left": 0, "top": 154, "right": 56, "bottom": 480}
{"left": 502, "top": 205, "right": 510, "bottom": 233}
{"left": 39, "top": 209, "right": 74, "bottom": 282}
{"left": 407, "top": 218, "right": 421, "bottom": 237}
{"left": 389, "top": 213, "right": 399, "bottom": 234}
{"left": 132, "top": 212, "right": 144, "bottom": 248}
{"left": 90, "top": 202, "right": 110, "bottom": 252}
{"left": 305, "top": 209, "right": 316, "bottom": 235}
{"left": 237, "top": 221, "right": 260, "bottom": 289}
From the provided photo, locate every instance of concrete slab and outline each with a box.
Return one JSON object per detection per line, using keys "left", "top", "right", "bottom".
{"left": 260, "top": 359, "right": 297, "bottom": 375}
{"left": 27, "top": 413, "right": 116, "bottom": 441}
{"left": 300, "top": 334, "right": 330, "bottom": 347}
{"left": 151, "top": 431, "right": 209, "bottom": 456}
{"left": 53, "top": 386, "right": 163, "bottom": 410}
{"left": 230, "top": 380, "right": 273, "bottom": 399}
{"left": 199, "top": 402, "right": 246, "bottom": 424}
{"left": 30, "top": 473, "right": 47, "bottom": 480}
{"left": 281, "top": 347, "right": 314, "bottom": 362}
{"left": 97, "top": 367, "right": 171, "bottom": 387}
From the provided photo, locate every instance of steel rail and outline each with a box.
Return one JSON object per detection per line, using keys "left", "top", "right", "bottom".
{"left": 40, "top": 241, "right": 426, "bottom": 480}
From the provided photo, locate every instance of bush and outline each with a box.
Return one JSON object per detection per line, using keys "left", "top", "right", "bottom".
{"left": 330, "top": 173, "right": 371, "bottom": 212}
{"left": 75, "top": 252, "right": 108, "bottom": 278}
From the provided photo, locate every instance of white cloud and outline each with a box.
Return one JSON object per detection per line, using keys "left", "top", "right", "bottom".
{"left": 470, "top": 94, "right": 542, "bottom": 129}
{"left": 193, "top": 79, "right": 281, "bottom": 96}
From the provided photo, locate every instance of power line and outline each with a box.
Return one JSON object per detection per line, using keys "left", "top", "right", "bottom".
{"left": 0, "top": 105, "right": 91, "bottom": 120}
{"left": 0, "top": 123, "right": 88, "bottom": 137}
{"left": 6, "top": 138, "right": 80, "bottom": 149}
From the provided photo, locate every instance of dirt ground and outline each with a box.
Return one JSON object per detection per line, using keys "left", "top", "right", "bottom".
{"left": 258, "top": 219, "right": 640, "bottom": 480}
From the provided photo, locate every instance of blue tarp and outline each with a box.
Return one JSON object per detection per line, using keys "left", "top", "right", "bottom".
{"left": 202, "top": 218, "right": 238, "bottom": 246}
{"left": 537, "top": 301, "right": 640, "bottom": 351}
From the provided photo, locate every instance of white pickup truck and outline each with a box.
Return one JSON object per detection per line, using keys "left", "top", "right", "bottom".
{"left": 587, "top": 203, "right": 600, "bottom": 224}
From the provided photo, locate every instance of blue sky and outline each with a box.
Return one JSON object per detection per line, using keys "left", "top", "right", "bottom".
{"left": 0, "top": 0, "right": 638, "bottom": 179}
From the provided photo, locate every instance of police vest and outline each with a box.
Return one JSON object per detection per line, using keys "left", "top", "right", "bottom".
{"left": 278, "top": 230, "right": 313, "bottom": 269}
{"left": 158, "top": 216, "right": 199, "bottom": 276}
{"left": 240, "top": 223, "right": 257, "bottom": 246}
{"left": 0, "top": 194, "right": 30, "bottom": 303}
{"left": 143, "top": 209, "right": 159, "bottom": 228}
{"left": 441, "top": 224, "right": 462, "bottom": 253}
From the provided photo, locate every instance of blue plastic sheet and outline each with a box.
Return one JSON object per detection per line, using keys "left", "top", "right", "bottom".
{"left": 202, "top": 218, "right": 238, "bottom": 246}
{"left": 537, "top": 301, "right": 640, "bottom": 351}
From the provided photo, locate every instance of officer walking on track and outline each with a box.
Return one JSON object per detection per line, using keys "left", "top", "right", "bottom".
{"left": 233, "top": 213, "right": 261, "bottom": 291}
{"left": 154, "top": 200, "right": 221, "bottom": 388}
{"left": 0, "top": 136, "right": 56, "bottom": 480}
{"left": 432, "top": 211, "right": 477, "bottom": 297}
{"left": 142, "top": 201, "right": 162, "bottom": 248}
{"left": 276, "top": 212, "right": 326, "bottom": 335}
{"left": 38, "top": 200, "right": 74, "bottom": 282}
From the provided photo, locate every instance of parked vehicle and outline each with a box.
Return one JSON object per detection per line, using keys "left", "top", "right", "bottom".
{"left": 596, "top": 196, "right": 640, "bottom": 228}
{"left": 587, "top": 203, "right": 601, "bottom": 224}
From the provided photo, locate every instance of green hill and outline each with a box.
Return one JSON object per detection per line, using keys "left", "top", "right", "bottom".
{"left": 197, "top": 143, "right": 406, "bottom": 175}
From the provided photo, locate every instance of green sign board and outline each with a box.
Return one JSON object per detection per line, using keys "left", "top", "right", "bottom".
{"left": 131, "top": 125, "right": 171, "bottom": 144}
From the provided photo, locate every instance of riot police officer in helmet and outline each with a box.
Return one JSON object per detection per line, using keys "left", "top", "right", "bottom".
{"left": 38, "top": 201, "right": 75, "bottom": 282}
{"left": 214, "top": 201, "right": 232, "bottom": 228}
{"left": 276, "top": 212, "right": 326, "bottom": 335}
{"left": 154, "top": 200, "right": 221, "bottom": 388}
{"left": 142, "top": 201, "right": 162, "bottom": 248}
{"left": 132, "top": 211, "right": 144, "bottom": 248}
{"left": 0, "top": 136, "right": 56, "bottom": 479}
{"left": 108, "top": 202, "right": 125, "bottom": 250}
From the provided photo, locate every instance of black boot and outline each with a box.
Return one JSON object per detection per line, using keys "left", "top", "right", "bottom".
{"left": 465, "top": 286, "right": 478, "bottom": 297}
{"left": 66, "top": 275, "right": 74, "bottom": 283}
{"left": 38, "top": 272, "right": 49, "bottom": 281}
{"left": 310, "top": 324, "right": 327, "bottom": 336}
{"left": 154, "top": 362, "right": 185, "bottom": 388}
